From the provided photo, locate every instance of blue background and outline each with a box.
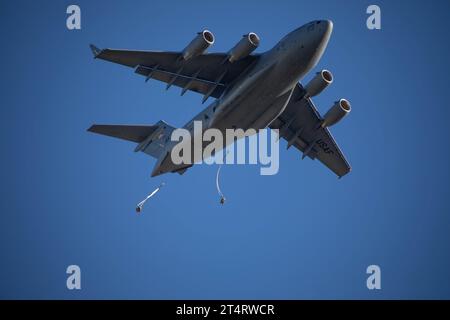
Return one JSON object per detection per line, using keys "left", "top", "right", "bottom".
{"left": 1, "top": 0, "right": 449, "bottom": 299}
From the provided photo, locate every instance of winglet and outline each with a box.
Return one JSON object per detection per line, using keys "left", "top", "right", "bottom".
{"left": 89, "top": 44, "right": 102, "bottom": 58}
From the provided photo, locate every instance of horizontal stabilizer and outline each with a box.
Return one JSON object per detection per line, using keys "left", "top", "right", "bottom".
{"left": 172, "top": 165, "right": 193, "bottom": 175}
{"left": 87, "top": 124, "right": 158, "bottom": 143}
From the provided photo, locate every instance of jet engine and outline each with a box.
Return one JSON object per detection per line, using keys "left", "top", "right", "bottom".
{"left": 181, "top": 30, "right": 215, "bottom": 61}
{"left": 304, "top": 70, "right": 333, "bottom": 97}
{"left": 321, "top": 99, "right": 351, "bottom": 127}
{"left": 227, "top": 32, "right": 260, "bottom": 63}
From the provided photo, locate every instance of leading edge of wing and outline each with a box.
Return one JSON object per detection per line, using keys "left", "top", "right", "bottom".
{"left": 89, "top": 44, "right": 102, "bottom": 58}
{"left": 89, "top": 44, "right": 180, "bottom": 68}
{"left": 89, "top": 44, "right": 259, "bottom": 67}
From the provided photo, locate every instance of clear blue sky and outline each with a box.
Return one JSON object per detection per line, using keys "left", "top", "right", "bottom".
{"left": 1, "top": 0, "right": 450, "bottom": 299}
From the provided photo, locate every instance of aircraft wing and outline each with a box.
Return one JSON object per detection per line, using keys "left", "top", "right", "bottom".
{"left": 90, "top": 45, "right": 259, "bottom": 102}
{"left": 270, "top": 84, "right": 351, "bottom": 177}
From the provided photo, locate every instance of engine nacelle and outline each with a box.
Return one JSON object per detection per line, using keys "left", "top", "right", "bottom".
{"left": 181, "top": 30, "right": 215, "bottom": 61}
{"left": 227, "top": 32, "right": 260, "bottom": 63}
{"left": 304, "top": 70, "right": 333, "bottom": 97}
{"left": 322, "top": 99, "right": 351, "bottom": 127}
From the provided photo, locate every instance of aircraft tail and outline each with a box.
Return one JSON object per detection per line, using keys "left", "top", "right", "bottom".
{"left": 88, "top": 121, "right": 192, "bottom": 176}
{"left": 88, "top": 120, "right": 175, "bottom": 159}
{"left": 87, "top": 124, "right": 158, "bottom": 143}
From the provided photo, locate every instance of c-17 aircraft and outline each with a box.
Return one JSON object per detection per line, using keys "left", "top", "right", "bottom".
{"left": 88, "top": 20, "right": 351, "bottom": 178}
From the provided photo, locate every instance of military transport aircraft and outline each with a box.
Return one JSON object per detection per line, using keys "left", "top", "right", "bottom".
{"left": 88, "top": 20, "right": 351, "bottom": 178}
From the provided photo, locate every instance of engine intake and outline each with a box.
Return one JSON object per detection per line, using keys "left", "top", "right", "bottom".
{"left": 227, "top": 32, "right": 260, "bottom": 63}
{"left": 304, "top": 70, "right": 333, "bottom": 97}
{"left": 322, "top": 99, "right": 351, "bottom": 127}
{"left": 181, "top": 30, "right": 215, "bottom": 61}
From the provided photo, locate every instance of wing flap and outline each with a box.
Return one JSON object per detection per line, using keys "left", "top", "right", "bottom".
{"left": 134, "top": 65, "right": 225, "bottom": 97}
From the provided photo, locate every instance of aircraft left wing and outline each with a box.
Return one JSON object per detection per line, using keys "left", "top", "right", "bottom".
{"left": 90, "top": 45, "right": 259, "bottom": 102}
{"left": 270, "top": 84, "right": 351, "bottom": 177}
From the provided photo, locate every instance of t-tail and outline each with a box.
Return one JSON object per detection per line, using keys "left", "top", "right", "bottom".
{"left": 87, "top": 121, "right": 191, "bottom": 177}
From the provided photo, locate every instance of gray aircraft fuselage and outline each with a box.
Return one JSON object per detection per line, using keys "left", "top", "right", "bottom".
{"left": 154, "top": 20, "right": 333, "bottom": 176}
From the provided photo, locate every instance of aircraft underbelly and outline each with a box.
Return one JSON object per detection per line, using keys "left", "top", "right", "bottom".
{"left": 156, "top": 55, "right": 307, "bottom": 175}
{"left": 212, "top": 57, "right": 304, "bottom": 132}
{"left": 155, "top": 88, "right": 294, "bottom": 176}
{"left": 214, "top": 79, "right": 295, "bottom": 132}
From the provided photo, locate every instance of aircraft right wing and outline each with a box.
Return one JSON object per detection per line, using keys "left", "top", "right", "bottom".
{"left": 270, "top": 84, "right": 351, "bottom": 177}
{"left": 90, "top": 45, "right": 259, "bottom": 102}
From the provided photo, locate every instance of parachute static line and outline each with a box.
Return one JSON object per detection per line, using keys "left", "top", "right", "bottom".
{"left": 216, "top": 150, "right": 230, "bottom": 205}
{"left": 216, "top": 165, "right": 226, "bottom": 205}
{"left": 136, "top": 182, "right": 165, "bottom": 213}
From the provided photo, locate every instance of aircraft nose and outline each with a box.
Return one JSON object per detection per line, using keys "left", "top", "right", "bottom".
{"left": 317, "top": 20, "right": 333, "bottom": 37}
{"left": 297, "top": 20, "right": 333, "bottom": 69}
{"left": 312, "top": 20, "right": 333, "bottom": 49}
